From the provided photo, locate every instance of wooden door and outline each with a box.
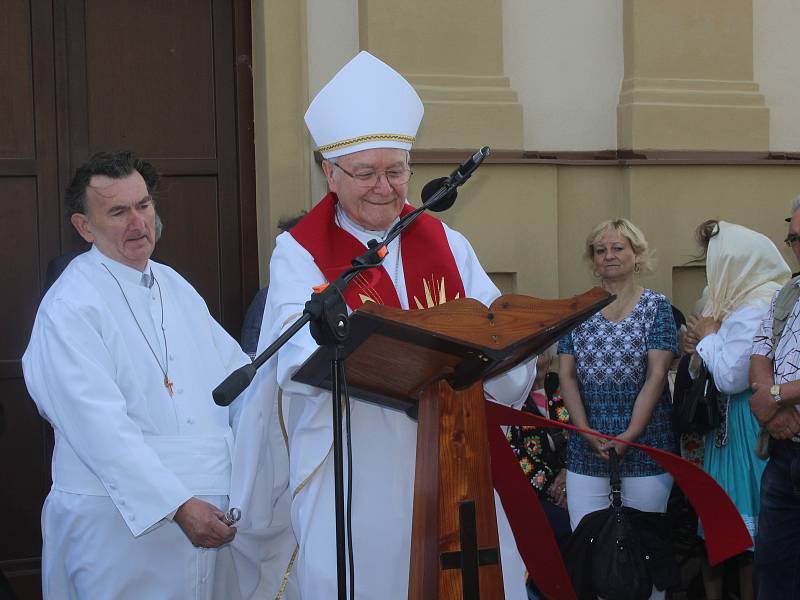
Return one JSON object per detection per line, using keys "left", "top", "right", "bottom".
{"left": 0, "top": 1, "right": 60, "bottom": 597}
{"left": 0, "top": 1, "right": 257, "bottom": 596}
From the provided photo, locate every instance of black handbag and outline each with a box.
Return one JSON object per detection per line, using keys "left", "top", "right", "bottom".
{"left": 672, "top": 354, "right": 720, "bottom": 435}
{"left": 563, "top": 449, "right": 679, "bottom": 600}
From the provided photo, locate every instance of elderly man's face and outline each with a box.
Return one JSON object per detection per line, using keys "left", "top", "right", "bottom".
{"left": 323, "top": 148, "right": 410, "bottom": 231}
{"left": 70, "top": 171, "right": 157, "bottom": 271}
{"left": 788, "top": 211, "right": 800, "bottom": 264}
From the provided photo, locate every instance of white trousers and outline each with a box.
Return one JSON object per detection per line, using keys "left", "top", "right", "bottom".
{"left": 565, "top": 470, "right": 673, "bottom": 600}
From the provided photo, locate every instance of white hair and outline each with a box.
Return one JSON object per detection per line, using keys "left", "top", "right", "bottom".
{"left": 326, "top": 156, "right": 341, "bottom": 182}
{"left": 792, "top": 194, "right": 800, "bottom": 215}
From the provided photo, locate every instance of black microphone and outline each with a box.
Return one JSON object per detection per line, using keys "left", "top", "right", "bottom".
{"left": 213, "top": 362, "right": 257, "bottom": 406}
{"left": 419, "top": 146, "right": 491, "bottom": 213}
{"left": 421, "top": 177, "right": 458, "bottom": 212}
{"left": 448, "top": 146, "right": 491, "bottom": 185}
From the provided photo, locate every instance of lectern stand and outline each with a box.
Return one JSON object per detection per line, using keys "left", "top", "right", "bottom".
{"left": 294, "top": 288, "right": 612, "bottom": 600}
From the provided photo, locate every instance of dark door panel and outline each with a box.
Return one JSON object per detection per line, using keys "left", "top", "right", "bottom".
{"left": 152, "top": 175, "right": 223, "bottom": 315}
{"left": 0, "top": 1, "right": 257, "bottom": 596}
{"left": 83, "top": 0, "right": 217, "bottom": 159}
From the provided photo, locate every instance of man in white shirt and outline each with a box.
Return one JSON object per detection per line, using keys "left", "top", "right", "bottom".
{"left": 252, "top": 51, "right": 535, "bottom": 599}
{"left": 23, "top": 151, "right": 253, "bottom": 599}
{"left": 750, "top": 196, "right": 800, "bottom": 599}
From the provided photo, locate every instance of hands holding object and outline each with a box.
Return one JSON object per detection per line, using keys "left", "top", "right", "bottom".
{"left": 174, "top": 497, "right": 239, "bottom": 548}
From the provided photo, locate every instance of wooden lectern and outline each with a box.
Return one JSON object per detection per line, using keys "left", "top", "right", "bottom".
{"left": 294, "top": 288, "right": 612, "bottom": 600}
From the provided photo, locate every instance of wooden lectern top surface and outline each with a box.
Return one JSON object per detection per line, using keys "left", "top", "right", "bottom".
{"left": 292, "top": 288, "right": 612, "bottom": 414}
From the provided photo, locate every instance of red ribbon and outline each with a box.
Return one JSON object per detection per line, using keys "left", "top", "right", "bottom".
{"left": 486, "top": 401, "right": 753, "bottom": 600}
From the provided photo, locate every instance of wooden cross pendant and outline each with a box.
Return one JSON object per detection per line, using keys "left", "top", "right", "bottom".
{"left": 164, "top": 374, "right": 175, "bottom": 397}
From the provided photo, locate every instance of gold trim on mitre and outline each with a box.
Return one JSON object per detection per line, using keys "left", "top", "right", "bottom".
{"left": 318, "top": 133, "right": 416, "bottom": 154}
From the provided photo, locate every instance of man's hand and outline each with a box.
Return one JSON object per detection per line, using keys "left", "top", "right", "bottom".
{"left": 765, "top": 406, "right": 800, "bottom": 439}
{"left": 750, "top": 382, "right": 782, "bottom": 426}
{"left": 174, "top": 497, "right": 236, "bottom": 548}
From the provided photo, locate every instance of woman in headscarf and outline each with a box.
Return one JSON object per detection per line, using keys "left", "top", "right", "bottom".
{"left": 683, "top": 220, "right": 791, "bottom": 600}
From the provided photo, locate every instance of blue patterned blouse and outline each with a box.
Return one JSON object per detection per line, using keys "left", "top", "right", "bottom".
{"left": 558, "top": 288, "right": 678, "bottom": 477}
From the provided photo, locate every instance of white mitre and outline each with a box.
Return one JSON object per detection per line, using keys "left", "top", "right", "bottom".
{"left": 304, "top": 51, "right": 424, "bottom": 159}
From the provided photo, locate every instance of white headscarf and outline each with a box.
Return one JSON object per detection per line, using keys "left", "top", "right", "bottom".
{"left": 702, "top": 221, "right": 791, "bottom": 321}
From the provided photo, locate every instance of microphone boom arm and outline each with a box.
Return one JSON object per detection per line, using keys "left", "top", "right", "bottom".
{"left": 212, "top": 146, "right": 492, "bottom": 407}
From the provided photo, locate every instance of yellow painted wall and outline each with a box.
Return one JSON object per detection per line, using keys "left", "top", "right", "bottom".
{"left": 409, "top": 163, "right": 559, "bottom": 299}
{"left": 627, "top": 165, "right": 800, "bottom": 314}
{"left": 554, "top": 164, "right": 800, "bottom": 315}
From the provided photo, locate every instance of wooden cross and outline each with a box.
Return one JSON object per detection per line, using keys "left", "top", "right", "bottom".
{"left": 439, "top": 500, "right": 500, "bottom": 600}
{"left": 164, "top": 374, "right": 175, "bottom": 397}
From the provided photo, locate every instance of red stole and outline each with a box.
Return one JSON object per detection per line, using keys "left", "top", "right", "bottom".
{"left": 289, "top": 193, "right": 464, "bottom": 310}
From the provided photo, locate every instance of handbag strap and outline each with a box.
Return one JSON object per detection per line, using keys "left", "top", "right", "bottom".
{"left": 608, "top": 447, "right": 622, "bottom": 508}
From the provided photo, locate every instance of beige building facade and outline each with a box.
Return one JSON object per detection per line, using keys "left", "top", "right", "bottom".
{"left": 252, "top": 0, "right": 800, "bottom": 318}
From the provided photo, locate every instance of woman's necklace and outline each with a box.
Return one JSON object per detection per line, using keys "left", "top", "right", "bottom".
{"left": 102, "top": 264, "right": 174, "bottom": 396}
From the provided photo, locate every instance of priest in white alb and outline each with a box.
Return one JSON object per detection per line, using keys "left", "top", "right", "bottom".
{"left": 22, "top": 151, "right": 293, "bottom": 599}
{"left": 250, "top": 51, "right": 536, "bottom": 599}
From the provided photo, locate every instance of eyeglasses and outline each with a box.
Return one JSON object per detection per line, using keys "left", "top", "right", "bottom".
{"left": 332, "top": 162, "right": 413, "bottom": 188}
{"left": 785, "top": 233, "right": 800, "bottom": 248}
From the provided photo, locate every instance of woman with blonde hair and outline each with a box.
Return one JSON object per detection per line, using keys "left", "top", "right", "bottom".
{"left": 682, "top": 220, "right": 790, "bottom": 600}
{"left": 559, "top": 218, "right": 678, "bottom": 600}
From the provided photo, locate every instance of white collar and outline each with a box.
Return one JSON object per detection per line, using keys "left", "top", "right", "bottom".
{"left": 89, "top": 245, "right": 152, "bottom": 286}
{"left": 335, "top": 203, "right": 402, "bottom": 241}
{"left": 334, "top": 204, "right": 404, "bottom": 289}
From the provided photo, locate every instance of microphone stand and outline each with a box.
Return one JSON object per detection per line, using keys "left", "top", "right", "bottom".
{"left": 212, "top": 147, "right": 491, "bottom": 600}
